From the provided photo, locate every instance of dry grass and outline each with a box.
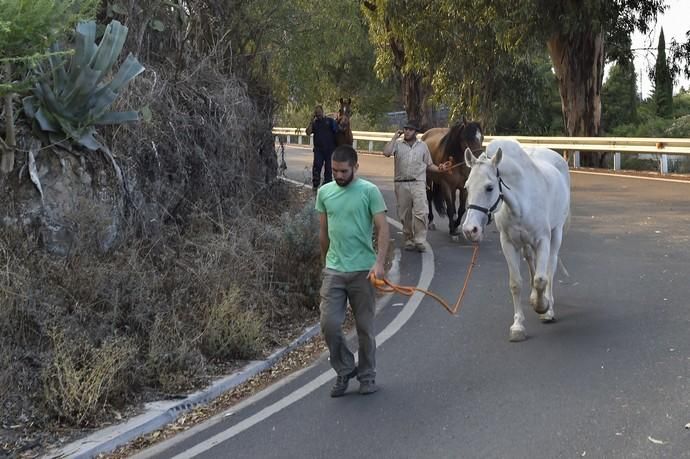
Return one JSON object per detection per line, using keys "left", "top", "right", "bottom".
{"left": 0, "top": 187, "right": 320, "bottom": 457}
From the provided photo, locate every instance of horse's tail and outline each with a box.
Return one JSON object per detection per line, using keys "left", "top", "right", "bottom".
{"left": 558, "top": 206, "right": 572, "bottom": 277}
{"left": 429, "top": 180, "right": 446, "bottom": 215}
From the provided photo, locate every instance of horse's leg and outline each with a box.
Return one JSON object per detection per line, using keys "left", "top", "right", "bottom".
{"left": 442, "top": 181, "right": 457, "bottom": 235}
{"left": 426, "top": 179, "right": 436, "bottom": 230}
{"left": 499, "top": 233, "right": 526, "bottom": 342}
{"left": 529, "top": 236, "right": 552, "bottom": 315}
{"left": 455, "top": 186, "right": 467, "bottom": 230}
{"left": 524, "top": 245, "right": 537, "bottom": 306}
{"left": 539, "top": 226, "right": 563, "bottom": 323}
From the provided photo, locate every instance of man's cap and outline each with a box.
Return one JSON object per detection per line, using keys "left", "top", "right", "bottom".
{"left": 403, "top": 120, "right": 422, "bottom": 132}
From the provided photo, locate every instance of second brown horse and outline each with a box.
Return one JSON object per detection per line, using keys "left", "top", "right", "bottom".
{"left": 421, "top": 118, "right": 484, "bottom": 236}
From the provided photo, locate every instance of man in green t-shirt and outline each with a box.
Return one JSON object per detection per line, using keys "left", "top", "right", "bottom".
{"left": 315, "top": 145, "right": 389, "bottom": 397}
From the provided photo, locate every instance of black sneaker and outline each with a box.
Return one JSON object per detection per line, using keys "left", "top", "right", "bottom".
{"left": 358, "top": 379, "right": 378, "bottom": 395}
{"left": 330, "top": 369, "right": 357, "bottom": 397}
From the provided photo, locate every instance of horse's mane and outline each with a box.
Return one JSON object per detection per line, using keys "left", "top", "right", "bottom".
{"left": 440, "top": 119, "right": 483, "bottom": 163}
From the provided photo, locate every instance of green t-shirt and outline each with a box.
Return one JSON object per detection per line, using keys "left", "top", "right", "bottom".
{"left": 315, "top": 178, "right": 387, "bottom": 272}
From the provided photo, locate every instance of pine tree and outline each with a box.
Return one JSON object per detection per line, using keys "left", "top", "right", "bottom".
{"left": 654, "top": 28, "right": 674, "bottom": 117}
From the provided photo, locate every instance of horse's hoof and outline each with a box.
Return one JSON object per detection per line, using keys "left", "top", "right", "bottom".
{"left": 530, "top": 291, "right": 550, "bottom": 314}
{"left": 533, "top": 303, "right": 549, "bottom": 314}
{"left": 539, "top": 309, "right": 556, "bottom": 324}
{"left": 450, "top": 234, "right": 460, "bottom": 242}
{"left": 509, "top": 327, "right": 527, "bottom": 342}
{"left": 428, "top": 223, "right": 436, "bottom": 231}
{"left": 539, "top": 310, "right": 556, "bottom": 322}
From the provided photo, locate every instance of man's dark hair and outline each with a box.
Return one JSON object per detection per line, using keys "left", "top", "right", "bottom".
{"left": 332, "top": 145, "right": 358, "bottom": 166}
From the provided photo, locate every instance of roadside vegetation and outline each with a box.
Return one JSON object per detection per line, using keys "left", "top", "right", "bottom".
{"left": 3, "top": 0, "right": 690, "bottom": 456}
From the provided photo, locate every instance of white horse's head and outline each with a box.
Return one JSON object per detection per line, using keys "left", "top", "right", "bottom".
{"left": 462, "top": 147, "right": 504, "bottom": 242}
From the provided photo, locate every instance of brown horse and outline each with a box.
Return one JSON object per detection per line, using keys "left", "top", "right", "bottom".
{"left": 421, "top": 118, "right": 484, "bottom": 236}
{"left": 336, "top": 97, "right": 354, "bottom": 146}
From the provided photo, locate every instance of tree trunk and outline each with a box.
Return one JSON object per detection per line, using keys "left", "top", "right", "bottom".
{"left": 1, "top": 61, "right": 16, "bottom": 173}
{"left": 547, "top": 30, "right": 605, "bottom": 167}
{"left": 387, "top": 30, "right": 432, "bottom": 131}
{"left": 401, "top": 72, "right": 432, "bottom": 130}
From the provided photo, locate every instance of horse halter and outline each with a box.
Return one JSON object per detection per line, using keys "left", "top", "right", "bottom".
{"left": 467, "top": 168, "right": 510, "bottom": 225}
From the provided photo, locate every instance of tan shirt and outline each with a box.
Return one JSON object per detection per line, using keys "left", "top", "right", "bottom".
{"left": 391, "top": 139, "right": 432, "bottom": 182}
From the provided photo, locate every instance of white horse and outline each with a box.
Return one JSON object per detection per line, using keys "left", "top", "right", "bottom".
{"left": 462, "top": 139, "right": 570, "bottom": 342}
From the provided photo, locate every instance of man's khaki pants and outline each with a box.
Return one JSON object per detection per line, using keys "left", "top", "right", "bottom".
{"left": 395, "top": 181, "right": 429, "bottom": 245}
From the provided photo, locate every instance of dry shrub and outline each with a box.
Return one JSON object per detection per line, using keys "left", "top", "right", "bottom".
{"left": 42, "top": 329, "right": 136, "bottom": 426}
{"left": 145, "top": 313, "right": 207, "bottom": 394}
{"left": 257, "top": 200, "right": 322, "bottom": 319}
{"left": 201, "top": 286, "right": 265, "bottom": 361}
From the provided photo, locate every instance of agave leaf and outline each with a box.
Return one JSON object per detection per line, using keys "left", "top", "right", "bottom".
{"left": 91, "top": 85, "right": 117, "bottom": 106}
{"left": 94, "top": 111, "right": 139, "bottom": 125}
{"left": 107, "top": 54, "right": 145, "bottom": 93}
{"left": 63, "top": 66, "right": 102, "bottom": 109}
{"left": 22, "top": 96, "right": 37, "bottom": 118}
{"left": 76, "top": 131, "right": 103, "bottom": 151}
{"left": 73, "top": 23, "right": 98, "bottom": 70}
{"left": 36, "top": 82, "right": 68, "bottom": 122}
{"left": 35, "top": 108, "right": 61, "bottom": 132}
{"left": 76, "top": 21, "right": 97, "bottom": 48}
{"left": 90, "top": 21, "right": 127, "bottom": 76}
{"left": 48, "top": 45, "right": 68, "bottom": 95}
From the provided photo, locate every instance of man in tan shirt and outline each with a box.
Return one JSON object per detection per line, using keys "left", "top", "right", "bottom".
{"left": 383, "top": 120, "right": 446, "bottom": 252}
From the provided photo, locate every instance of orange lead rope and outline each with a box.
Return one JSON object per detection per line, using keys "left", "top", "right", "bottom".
{"left": 370, "top": 243, "right": 480, "bottom": 315}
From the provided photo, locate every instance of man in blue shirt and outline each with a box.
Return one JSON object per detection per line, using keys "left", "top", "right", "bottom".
{"left": 306, "top": 105, "right": 338, "bottom": 190}
{"left": 316, "top": 145, "right": 389, "bottom": 396}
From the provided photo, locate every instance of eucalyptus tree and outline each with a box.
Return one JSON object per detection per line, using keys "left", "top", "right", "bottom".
{"left": 488, "top": 1, "right": 664, "bottom": 136}
{"left": 361, "top": 0, "right": 561, "bottom": 132}
{"left": 270, "top": 0, "right": 396, "bottom": 123}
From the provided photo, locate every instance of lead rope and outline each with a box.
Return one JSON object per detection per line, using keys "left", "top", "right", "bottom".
{"left": 369, "top": 243, "right": 480, "bottom": 315}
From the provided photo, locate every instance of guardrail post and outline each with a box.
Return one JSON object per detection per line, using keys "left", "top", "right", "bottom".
{"left": 353, "top": 139, "right": 358, "bottom": 149}
{"left": 660, "top": 154, "right": 668, "bottom": 174}
{"left": 275, "top": 136, "right": 279, "bottom": 144}
{"left": 573, "top": 151, "right": 580, "bottom": 168}
{"left": 310, "top": 135, "right": 313, "bottom": 146}
{"left": 369, "top": 140, "right": 374, "bottom": 152}
{"left": 613, "top": 152, "right": 621, "bottom": 171}
{"left": 298, "top": 135, "right": 303, "bottom": 145}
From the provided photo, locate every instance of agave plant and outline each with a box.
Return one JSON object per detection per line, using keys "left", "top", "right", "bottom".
{"left": 23, "top": 19, "right": 144, "bottom": 152}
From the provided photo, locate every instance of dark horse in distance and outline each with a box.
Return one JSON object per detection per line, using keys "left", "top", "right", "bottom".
{"left": 421, "top": 118, "right": 484, "bottom": 236}
{"left": 335, "top": 97, "right": 354, "bottom": 146}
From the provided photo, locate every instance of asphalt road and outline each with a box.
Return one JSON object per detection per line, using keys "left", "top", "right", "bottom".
{"left": 134, "top": 145, "right": 690, "bottom": 459}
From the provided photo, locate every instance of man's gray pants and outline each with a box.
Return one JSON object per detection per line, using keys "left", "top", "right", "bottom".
{"left": 319, "top": 268, "right": 376, "bottom": 382}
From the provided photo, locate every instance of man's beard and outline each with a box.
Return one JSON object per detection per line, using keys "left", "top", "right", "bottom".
{"left": 335, "top": 174, "right": 354, "bottom": 187}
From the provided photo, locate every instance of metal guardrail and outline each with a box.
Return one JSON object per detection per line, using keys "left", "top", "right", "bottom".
{"left": 273, "top": 127, "right": 690, "bottom": 174}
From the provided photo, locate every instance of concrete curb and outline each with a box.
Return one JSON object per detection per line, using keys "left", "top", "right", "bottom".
{"left": 47, "top": 324, "right": 321, "bottom": 459}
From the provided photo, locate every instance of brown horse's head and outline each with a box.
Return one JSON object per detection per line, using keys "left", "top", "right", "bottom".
{"left": 336, "top": 98, "right": 354, "bottom": 146}
{"left": 337, "top": 97, "right": 352, "bottom": 129}
{"left": 441, "top": 116, "right": 483, "bottom": 166}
